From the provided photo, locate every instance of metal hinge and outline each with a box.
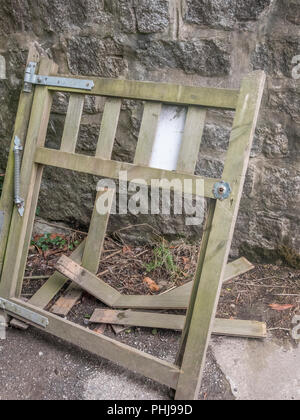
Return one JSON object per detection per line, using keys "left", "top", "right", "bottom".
{"left": 0, "top": 298, "right": 49, "bottom": 328}
{"left": 24, "top": 62, "right": 95, "bottom": 93}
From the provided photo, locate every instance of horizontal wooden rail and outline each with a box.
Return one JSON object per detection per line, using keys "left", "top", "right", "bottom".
{"left": 47, "top": 76, "right": 239, "bottom": 110}
{"left": 8, "top": 298, "right": 180, "bottom": 389}
{"left": 89, "top": 309, "right": 267, "bottom": 339}
{"left": 35, "top": 148, "right": 220, "bottom": 199}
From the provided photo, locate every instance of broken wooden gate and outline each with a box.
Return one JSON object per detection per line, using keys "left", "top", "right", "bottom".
{"left": 0, "top": 50, "right": 266, "bottom": 400}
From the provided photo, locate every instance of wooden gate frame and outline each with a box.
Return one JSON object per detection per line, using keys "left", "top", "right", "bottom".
{"left": 0, "top": 46, "right": 40, "bottom": 277}
{"left": 0, "top": 53, "right": 265, "bottom": 399}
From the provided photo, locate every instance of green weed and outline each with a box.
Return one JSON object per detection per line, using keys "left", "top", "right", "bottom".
{"left": 145, "top": 241, "right": 178, "bottom": 275}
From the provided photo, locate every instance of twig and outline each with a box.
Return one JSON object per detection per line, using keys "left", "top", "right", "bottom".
{"left": 268, "top": 328, "right": 290, "bottom": 332}
{"left": 234, "top": 282, "right": 290, "bottom": 288}
{"left": 24, "top": 275, "right": 50, "bottom": 280}
{"left": 101, "top": 249, "right": 122, "bottom": 261}
{"left": 134, "top": 250, "right": 148, "bottom": 259}
{"left": 97, "top": 269, "right": 109, "bottom": 278}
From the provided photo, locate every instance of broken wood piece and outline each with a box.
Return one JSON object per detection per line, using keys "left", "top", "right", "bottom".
{"left": 89, "top": 309, "right": 267, "bottom": 339}
{"left": 55, "top": 255, "right": 120, "bottom": 307}
{"left": 51, "top": 286, "right": 82, "bottom": 316}
{"left": 10, "top": 318, "right": 29, "bottom": 330}
{"left": 111, "top": 324, "right": 128, "bottom": 335}
{"left": 55, "top": 256, "right": 254, "bottom": 311}
{"left": 10, "top": 241, "right": 86, "bottom": 329}
{"left": 93, "top": 324, "right": 107, "bottom": 334}
{"left": 51, "top": 188, "right": 115, "bottom": 316}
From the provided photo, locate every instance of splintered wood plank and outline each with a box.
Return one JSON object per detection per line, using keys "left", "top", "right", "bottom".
{"left": 28, "top": 240, "right": 85, "bottom": 308}
{"left": 10, "top": 240, "right": 86, "bottom": 330}
{"left": 55, "top": 255, "right": 120, "bottom": 308}
{"left": 0, "top": 45, "right": 40, "bottom": 278}
{"left": 9, "top": 297, "right": 180, "bottom": 389}
{"left": 34, "top": 148, "right": 219, "bottom": 199}
{"left": 0, "top": 57, "right": 58, "bottom": 300}
{"left": 89, "top": 309, "right": 267, "bottom": 339}
{"left": 47, "top": 77, "right": 239, "bottom": 109}
{"left": 96, "top": 98, "right": 121, "bottom": 158}
{"left": 134, "top": 102, "right": 162, "bottom": 166}
{"left": 159, "top": 256, "right": 254, "bottom": 302}
{"left": 51, "top": 189, "right": 115, "bottom": 316}
{"left": 52, "top": 255, "right": 253, "bottom": 311}
{"left": 94, "top": 324, "right": 107, "bottom": 334}
{"left": 60, "top": 94, "right": 84, "bottom": 153}
{"left": 175, "top": 71, "right": 266, "bottom": 400}
{"left": 176, "top": 107, "right": 206, "bottom": 174}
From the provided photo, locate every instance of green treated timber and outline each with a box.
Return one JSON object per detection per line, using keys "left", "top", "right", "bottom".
{"left": 89, "top": 309, "right": 267, "bottom": 339}
{"left": 134, "top": 102, "right": 162, "bottom": 166}
{"left": 34, "top": 148, "right": 219, "bottom": 199}
{"left": 0, "top": 57, "right": 58, "bottom": 300}
{"left": 176, "top": 107, "right": 206, "bottom": 174}
{"left": 10, "top": 241, "right": 86, "bottom": 329}
{"left": 8, "top": 297, "right": 180, "bottom": 389}
{"left": 60, "top": 94, "right": 84, "bottom": 153}
{"left": 51, "top": 189, "right": 115, "bottom": 316}
{"left": 54, "top": 255, "right": 254, "bottom": 310}
{"left": 0, "top": 46, "right": 40, "bottom": 278}
{"left": 174, "top": 71, "right": 266, "bottom": 400}
{"left": 95, "top": 98, "right": 121, "bottom": 159}
{"left": 51, "top": 96, "right": 120, "bottom": 317}
{"left": 29, "top": 240, "right": 86, "bottom": 308}
{"left": 56, "top": 255, "right": 120, "bottom": 307}
{"left": 46, "top": 76, "right": 239, "bottom": 110}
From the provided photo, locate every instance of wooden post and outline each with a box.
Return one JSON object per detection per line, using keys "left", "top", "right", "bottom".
{"left": 174, "top": 71, "right": 266, "bottom": 400}
{"left": 0, "top": 46, "right": 40, "bottom": 278}
{"left": 0, "top": 57, "right": 58, "bottom": 299}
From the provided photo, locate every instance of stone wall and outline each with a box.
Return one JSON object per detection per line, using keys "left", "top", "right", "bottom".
{"left": 0, "top": 0, "right": 299, "bottom": 264}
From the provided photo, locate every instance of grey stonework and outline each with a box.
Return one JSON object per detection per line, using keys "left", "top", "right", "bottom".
{"left": 0, "top": 0, "right": 299, "bottom": 264}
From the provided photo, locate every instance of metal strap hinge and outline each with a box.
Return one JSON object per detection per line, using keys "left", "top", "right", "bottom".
{"left": 0, "top": 298, "right": 49, "bottom": 328}
{"left": 24, "top": 62, "right": 95, "bottom": 93}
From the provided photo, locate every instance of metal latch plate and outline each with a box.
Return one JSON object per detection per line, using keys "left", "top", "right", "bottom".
{"left": 0, "top": 298, "right": 49, "bottom": 328}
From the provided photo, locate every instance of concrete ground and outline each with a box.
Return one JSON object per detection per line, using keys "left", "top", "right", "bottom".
{"left": 0, "top": 324, "right": 299, "bottom": 400}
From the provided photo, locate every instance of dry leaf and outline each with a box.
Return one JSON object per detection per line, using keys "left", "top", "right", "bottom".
{"left": 182, "top": 257, "right": 190, "bottom": 265}
{"left": 143, "top": 277, "right": 160, "bottom": 292}
{"left": 122, "top": 245, "right": 132, "bottom": 254}
{"left": 269, "top": 303, "right": 294, "bottom": 311}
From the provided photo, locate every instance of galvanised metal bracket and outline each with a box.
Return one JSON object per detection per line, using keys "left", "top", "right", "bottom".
{"left": 24, "top": 62, "right": 95, "bottom": 93}
{"left": 213, "top": 181, "right": 232, "bottom": 201}
{"left": 13, "top": 136, "right": 24, "bottom": 217}
{"left": 0, "top": 298, "right": 49, "bottom": 328}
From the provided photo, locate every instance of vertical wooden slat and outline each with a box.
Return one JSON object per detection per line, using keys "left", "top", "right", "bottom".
{"left": 176, "top": 107, "right": 206, "bottom": 174}
{"left": 0, "top": 46, "right": 40, "bottom": 279}
{"left": 50, "top": 97, "right": 120, "bottom": 316}
{"left": 82, "top": 189, "right": 115, "bottom": 272}
{"left": 96, "top": 98, "right": 121, "bottom": 158}
{"left": 0, "top": 57, "right": 58, "bottom": 299}
{"left": 51, "top": 189, "right": 115, "bottom": 316}
{"left": 134, "top": 102, "right": 162, "bottom": 165}
{"left": 60, "top": 94, "right": 84, "bottom": 153}
{"left": 174, "top": 71, "right": 266, "bottom": 400}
